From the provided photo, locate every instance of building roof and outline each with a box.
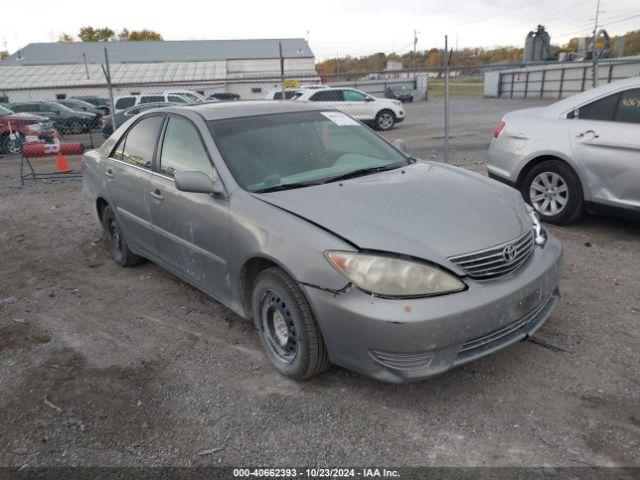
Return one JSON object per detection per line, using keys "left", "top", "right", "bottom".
{"left": 0, "top": 38, "right": 314, "bottom": 66}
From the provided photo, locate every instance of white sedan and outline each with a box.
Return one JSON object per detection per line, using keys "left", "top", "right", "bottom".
{"left": 295, "top": 87, "right": 405, "bottom": 131}
{"left": 488, "top": 77, "right": 640, "bottom": 224}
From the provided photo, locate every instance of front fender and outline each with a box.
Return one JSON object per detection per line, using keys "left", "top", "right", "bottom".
{"left": 227, "top": 190, "right": 355, "bottom": 314}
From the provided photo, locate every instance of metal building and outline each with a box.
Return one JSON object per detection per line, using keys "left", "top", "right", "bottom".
{"left": 0, "top": 39, "right": 317, "bottom": 102}
{"left": 524, "top": 25, "right": 552, "bottom": 62}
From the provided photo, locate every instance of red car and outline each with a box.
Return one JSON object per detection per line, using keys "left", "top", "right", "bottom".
{"left": 0, "top": 104, "right": 57, "bottom": 155}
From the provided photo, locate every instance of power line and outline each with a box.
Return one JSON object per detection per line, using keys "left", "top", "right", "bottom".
{"left": 457, "top": 0, "right": 546, "bottom": 26}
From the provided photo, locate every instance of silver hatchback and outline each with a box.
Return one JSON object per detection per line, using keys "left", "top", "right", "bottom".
{"left": 83, "top": 102, "right": 563, "bottom": 383}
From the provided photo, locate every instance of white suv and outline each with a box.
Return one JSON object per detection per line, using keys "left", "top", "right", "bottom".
{"left": 113, "top": 93, "right": 193, "bottom": 111}
{"left": 295, "top": 88, "right": 405, "bottom": 130}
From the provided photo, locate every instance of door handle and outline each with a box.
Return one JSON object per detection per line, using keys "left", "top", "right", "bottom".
{"left": 150, "top": 189, "right": 164, "bottom": 201}
{"left": 104, "top": 168, "right": 114, "bottom": 178}
{"left": 576, "top": 130, "right": 599, "bottom": 138}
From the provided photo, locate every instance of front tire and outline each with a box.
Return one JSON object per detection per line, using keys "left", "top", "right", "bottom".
{"left": 375, "top": 110, "right": 396, "bottom": 131}
{"left": 0, "top": 133, "right": 23, "bottom": 155}
{"left": 522, "top": 159, "right": 583, "bottom": 225}
{"left": 101, "top": 204, "right": 143, "bottom": 266}
{"left": 252, "top": 267, "right": 330, "bottom": 380}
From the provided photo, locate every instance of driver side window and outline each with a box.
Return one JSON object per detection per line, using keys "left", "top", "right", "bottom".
{"left": 159, "top": 116, "right": 214, "bottom": 178}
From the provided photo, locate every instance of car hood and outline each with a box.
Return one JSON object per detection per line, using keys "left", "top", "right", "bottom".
{"left": 254, "top": 162, "right": 531, "bottom": 262}
{"left": 1, "top": 113, "right": 48, "bottom": 122}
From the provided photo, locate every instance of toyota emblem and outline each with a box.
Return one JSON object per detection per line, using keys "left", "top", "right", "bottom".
{"left": 502, "top": 244, "right": 517, "bottom": 263}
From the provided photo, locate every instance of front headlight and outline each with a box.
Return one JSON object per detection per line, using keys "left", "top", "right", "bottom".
{"left": 325, "top": 251, "right": 465, "bottom": 297}
{"left": 526, "top": 204, "right": 547, "bottom": 246}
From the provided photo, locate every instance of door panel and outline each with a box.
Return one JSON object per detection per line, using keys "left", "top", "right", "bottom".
{"left": 569, "top": 87, "right": 640, "bottom": 209}
{"left": 148, "top": 115, "right": 230, "bottom": 300}
{"left": 148, "top": 175, "right": 229, "bottom": 299}
{"left": 569, "top": 119, "right": 640, "bottom": 208}
{"left": 104, "top": 159, "right": 153, "bottom": 256}
{"left": 103, "top": 115, "right": 165, "bottom": 257}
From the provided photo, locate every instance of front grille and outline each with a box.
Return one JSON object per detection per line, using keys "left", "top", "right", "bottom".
{"left": 370, "top": 350, "right": 432, "bottom": 371}
{"left": 448, "top": 230, "right": 534, "bottom": 280}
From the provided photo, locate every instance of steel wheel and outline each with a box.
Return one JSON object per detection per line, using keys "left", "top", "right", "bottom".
{"left": 101, "top": 204, "right": 143, "bottom": 266}
{"left": 529, "top": 171, "right": 569, "bottom": 217}
{"left": 376, "top": 111, "right": 395, "bottom": 130}
{"left": 107, "top": 214, "right": 124, "bottom": 262}
{"left": 259, "top": 289, "right": 298, "bottom": 363}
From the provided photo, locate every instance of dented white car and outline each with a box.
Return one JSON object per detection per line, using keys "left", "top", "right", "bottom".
{"left": 488, "top": 77, "right": 640, "bottom": 224}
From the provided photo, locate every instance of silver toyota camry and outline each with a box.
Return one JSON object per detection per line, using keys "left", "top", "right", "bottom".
{"left": 83, "top": 101, "right": 563, "bottom": 383}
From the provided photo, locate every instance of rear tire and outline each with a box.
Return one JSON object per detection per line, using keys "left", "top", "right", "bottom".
{"left": 252, "top": 267, "right": 330, "bottom": 380}
{"left": 375, "top": 110, "right": 396, "bottom": 131}
{"left": 101, "top": 204, "right": 143, "bottom": 266}
{"left": 522, "top": 159, "right": 583, "bottom": 225}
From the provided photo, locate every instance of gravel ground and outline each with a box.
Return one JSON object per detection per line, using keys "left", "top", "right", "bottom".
{"left": 0, "top": 99, "right": 639, "bottom": 468}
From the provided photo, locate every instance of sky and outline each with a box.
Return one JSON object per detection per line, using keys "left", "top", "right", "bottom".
{"left": 1, "top": 0, "right": 638, "bottom": 60}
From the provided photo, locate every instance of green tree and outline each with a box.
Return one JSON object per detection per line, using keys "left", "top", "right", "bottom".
{"left": 0, "top": 50, "right": 8, "bottom": 60}
{"left": 119, "top": 29, "right": 163, "bottom": 41}
{"left": 58, "top": 33, "right": 74, "bottom": 42}
{"left": 78, "top": 26, "right": 115, "bottom": 42}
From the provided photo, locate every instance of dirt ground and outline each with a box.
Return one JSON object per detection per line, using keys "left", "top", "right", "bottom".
{"left": 1, "top": 141, "right": 639, "bottom": 468}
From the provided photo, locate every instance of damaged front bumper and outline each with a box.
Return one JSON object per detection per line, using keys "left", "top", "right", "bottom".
{"left": 302, "top": 234, "right": 563, "bottom": 383}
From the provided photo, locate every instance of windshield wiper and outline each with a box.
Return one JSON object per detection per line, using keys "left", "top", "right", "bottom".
{"left": 254, "top": 180, "right": 323, "bottom": 193}
{"left": 320, "top": 163, "right": 405, "bottom": 184}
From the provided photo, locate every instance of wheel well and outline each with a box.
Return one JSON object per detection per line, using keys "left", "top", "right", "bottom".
{"left": 516, "top": 155, "right": 573, "bottom": 189}
{"left": 96, "top": 197, "right": 109, "bottom": 222}
{"left": 239, "top": 257, "right": 279, "bottom": 319}
{"left": 377, "top": 108, "right": 396, "bottom": 119}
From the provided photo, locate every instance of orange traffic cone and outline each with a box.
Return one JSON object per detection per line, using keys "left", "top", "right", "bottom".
{"left": 55, "top": 155, "right": 70, "bottom": 173}
{"left": 53, "top": 131, "right": 60, "bottom": 144}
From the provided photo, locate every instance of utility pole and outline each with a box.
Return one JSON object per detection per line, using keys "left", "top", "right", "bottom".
{"left": 444, "top": 35, "right": 450, "bottom": 164}
{"left": 279, "top": 42, "right": 286, "bottom": 100}
{"left": 82, "top": 52, "right": 90, "bottom": 80}
{"left": 412, "top": 30, "right": 418, "bottom": 72}
{"left": 591, "top": 0, "right": 601, "bottom": 88}
{"left": 335, "top": 52, "right": 339, "bottom": 74}
{"left": 101, "top": 47, "right": 117, "bottom": 130}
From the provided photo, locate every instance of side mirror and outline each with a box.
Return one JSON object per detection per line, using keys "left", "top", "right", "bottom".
{"left": 392, "top": 138, "right": 409, "bottom": 154}
{"left": 175, "top": 171, "right": 225, "bottom": 196}
{"left": 364, "top": 96, "right": 373, "bottom": 102}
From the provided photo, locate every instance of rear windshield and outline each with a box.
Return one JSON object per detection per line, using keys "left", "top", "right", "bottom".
{"left": 208, "top": 110, "right": 409, "bottom": 193}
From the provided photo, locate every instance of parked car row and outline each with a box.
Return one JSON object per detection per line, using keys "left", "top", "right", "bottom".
{"left": 0, "top": 104, "right": 56, "bottom": 154}
{"left": 5, "top": 101, "right": 98, "bottom": 134}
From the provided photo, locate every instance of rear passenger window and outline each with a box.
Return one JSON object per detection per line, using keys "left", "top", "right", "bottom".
{"left": 168, "top": 95, "right": 188, "bottom": 103}
{"left": 577, "top": 93, "right": 620, "bottom": 121}
{"left": 116, "top": 97, "right": 136, "bottom": 109}
{"left": 113, "top": 115, "right": 164, "bottom": 168}
{"left": 310, "top": 90, "right": 343, "bottom": 102}
{"left": 159, "top": 116, "right": 214, "bottom": 178}
{"left": 614, "top": 89, "right": 640, "bottom": 124}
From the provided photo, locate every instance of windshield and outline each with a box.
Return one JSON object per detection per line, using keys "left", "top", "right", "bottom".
{"left": 392, "top": 85, "right": 409, "bottom": 92}
{"left": 0, "top": 105, "right": 13, "bottom": 116}
{"left": 208, "top": 110, "right": 410, "bottom": 193}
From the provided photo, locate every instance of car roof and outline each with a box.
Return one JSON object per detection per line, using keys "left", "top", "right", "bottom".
{"left": 154, "top": 100, "right": 327, "bottom": 121}
{"left": 543, "top": 76, "right": 640, "bottom": 115}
